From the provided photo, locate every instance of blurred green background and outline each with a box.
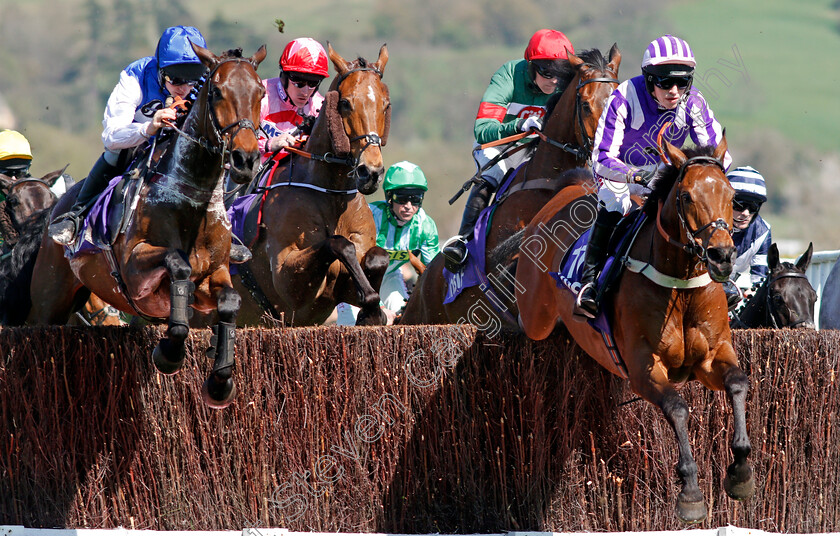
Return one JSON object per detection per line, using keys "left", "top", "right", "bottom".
{"left": 1, "top": 0, "right": 838, "bottom": 254}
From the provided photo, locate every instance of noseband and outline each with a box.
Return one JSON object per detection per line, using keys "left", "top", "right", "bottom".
{"left": 656, "top": 156, "right": 732, "bottom": 262}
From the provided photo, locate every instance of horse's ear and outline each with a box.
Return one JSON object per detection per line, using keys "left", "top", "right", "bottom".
{"left": 0, "top": 174, "right": 13, "bottom": 192}
{"left": 250, "top": 45, "right": 267, "bottom": 68}
{"left": 327, "top": 41, "right": 349, "bottom": 78}
{"left": 191, "top": 41, "right": 218, "bottom": 70}
{"left": 607, "top": 43, "right": 621, "bottom": 74}
{"left": 567, "top": 51, "right": 584, "bottom": 69}
{"left": 768, "top": 242, "right": 780, "bottom": 270}
{"left": 662, "top": 140, "right": 686, "bottom": 169}
{"left": 713, "top": 131, "right": 728, "bottom": 163}
{"left": 41, "top": 164, "right": 70, "bottom": 187}
{"left": 371, "top": 44, "right": 388, "bottom": 75}
{"left": 797, "top": 242, "right": 814, "bottom": 271}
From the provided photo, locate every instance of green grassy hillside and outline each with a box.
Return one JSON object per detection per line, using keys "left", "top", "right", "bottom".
{"left": 1, "top": 0, "right": 838, "bottom": 248}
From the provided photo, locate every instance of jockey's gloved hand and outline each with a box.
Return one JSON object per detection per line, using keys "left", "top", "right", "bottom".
{"left": 517, "top": 116, "right": 543, "bottom": 133}
{"left": 627, "top": 168, "right": 655, "bottom": 186}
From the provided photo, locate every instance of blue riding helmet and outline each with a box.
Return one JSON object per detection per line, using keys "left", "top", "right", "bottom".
{"left": 155, "top": 26, "right": 207, "bottom": 86}
{"left": 727, "top": 166, "right": 767, "bottom": 204}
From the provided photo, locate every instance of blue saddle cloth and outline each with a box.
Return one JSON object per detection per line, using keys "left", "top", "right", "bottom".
{"left": 64, "top": 174, "right": 127, "bottom": 258}
{"left": 548, "top": 210, "right": 647, "bottom": 378}
{"left": 442, "top": 163, "right": 527, "bottom": 308}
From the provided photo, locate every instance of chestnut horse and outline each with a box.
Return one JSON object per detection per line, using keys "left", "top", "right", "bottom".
{"left": 26, "top": 44, "right": 267, "bottom": 408}
{"left": 232, "top": 43, "right": 391, "bottom": 326}
{"left": 730, "top": 242, "right": 816, "bottom": 329}
{"left": 515, "top": 138, "right": 755, "bottom": 522}
{"left": 399, "top": 46, "right": 620, "bottom": 329}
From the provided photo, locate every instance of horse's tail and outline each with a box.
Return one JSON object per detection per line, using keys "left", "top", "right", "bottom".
{"left": 488, "top": 228, "right": 527, "bottom": 270}
{"left": 0, "top": 208, "right": 50, "bottom": 325}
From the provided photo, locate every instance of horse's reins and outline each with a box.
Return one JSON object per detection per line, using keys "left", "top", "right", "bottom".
{"left": 163, "top": 58, "right": 261, "bottom": 169}
{"left": 281, "top": 64, "right": 386, "bottom": 194}
{"left": 654, "top": 156, "right": 732, "bottom": 263}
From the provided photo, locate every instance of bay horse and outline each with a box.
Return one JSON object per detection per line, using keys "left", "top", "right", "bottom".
{"left": 232, "top": 43, "right": 391, "bottom": 326}
{"left": 26, "top": 44, "right": 267, "bottom": 408}
{"left": 515, "top": 138, "right": 755, "bottom": 523}
{"left": 731, "top": 242, "right": 816, "bottom": 329}
{"left": 399, "top": 46, "right": 620, "bottom": 328}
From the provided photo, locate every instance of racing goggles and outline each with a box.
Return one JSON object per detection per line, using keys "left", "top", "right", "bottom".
{"left": 533, "top": 63, "right": 560, "bottom": 80}
{"left": 164, "top": 75, "right": 199, "bottom": 87}
{"left": 651, "top": 74, "right": 692, "bottom": 90}
{"left": 392, "top": 193, "right": 424, "bottom": 206}
{"left": 733, "top": 199, "right": 761, "bottom": 213}
{"left": 288, "top": 75, "right": 321, "bottom": 89}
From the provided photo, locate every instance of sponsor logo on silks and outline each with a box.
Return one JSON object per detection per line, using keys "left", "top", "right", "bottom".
{"left": 557, "top": 241, "right": 588, "bottom": 293}
{"left": 447, "top": 269, "right": 464, "bottom": 299}
{"left": 387, "top": 249, "right": 411, "bottom": 261}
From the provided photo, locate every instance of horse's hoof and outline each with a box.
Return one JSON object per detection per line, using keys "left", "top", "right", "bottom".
{"left": 676, "top": 497, "right": 707, "bottom": 524}
{"left": 201, "top": 376, "right": 237, "bottom": 409}
{"left": 725, "top": 463, "right": 756, "bottom": 500}
{"left": 152, "top": 339, "right": 185, "bottom": 375}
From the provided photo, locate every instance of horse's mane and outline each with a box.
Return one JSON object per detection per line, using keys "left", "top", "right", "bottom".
{"left": 220, "top": 48, "right": 244, "bottom": 59}
{"left": 642, "top": 144, "right": 721, "bottom": 217}
{"left": 0, "top": 207, "right": 50, "bottom": 325}
{"left": 545, "top": 48, "right": 609, "bottom": 118}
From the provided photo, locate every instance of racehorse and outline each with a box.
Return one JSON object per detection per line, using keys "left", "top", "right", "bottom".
{"left": 399, "top": 46, "right": 620, "bottom": 328}
{"left": 730, "top": 242, "right": 816, "bottom": 329}
{"left": 231, "top": 43, "right": 391, "bottom": 326}
{"left": 25, "top": 44, "right": 267, "bottom": 408}
{"left": 515, "top": 138, "right": 755, "bottom": 523}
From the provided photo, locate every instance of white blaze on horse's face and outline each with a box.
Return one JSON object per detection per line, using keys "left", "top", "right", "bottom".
{"left": 367, "top": 85, "right": 377, "bottom": 103}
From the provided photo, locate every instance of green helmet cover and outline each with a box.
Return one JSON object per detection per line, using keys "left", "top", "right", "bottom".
{"left": 383, "top": 161, "right": 428, "bottom": 192}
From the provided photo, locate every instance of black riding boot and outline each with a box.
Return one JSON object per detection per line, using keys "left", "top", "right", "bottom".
{"left": 48, "top": 154, "right": 119, "bottom": 245}
{"left": 575, "top": 208, "right": 622, "bottom": 319}
{"left": 442, "top": 181, "right": 494, "bottom": 272}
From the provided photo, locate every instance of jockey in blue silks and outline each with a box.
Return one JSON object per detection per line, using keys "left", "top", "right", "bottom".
{"left": 45, "top": 26, "right": 255, "bottom": 258}
{"left": 575, "top": 34, "right": 732, "bottom": 319}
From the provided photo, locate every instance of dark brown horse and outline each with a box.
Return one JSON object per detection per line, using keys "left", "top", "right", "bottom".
{"left": 232, "top": 43, "right": 391, "bottom": 326}
{"left": 399, "top": 46, "right": 620, "bottom": 328}
{"left": 515, "top": 138, "right": 754, "bottom": 522}
{"left": 26, "top": 44, "right": 267, "bottom": 408}
{"left": 731, "top": 242, "right": 816, "bottom": 329}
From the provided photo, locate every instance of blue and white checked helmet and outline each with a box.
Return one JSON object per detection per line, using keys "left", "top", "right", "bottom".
{"left": 727, "top": 166, "right": 768, "bottom": 204}
{"left": 642, "top": 35, "right": 696, "bottom": 69}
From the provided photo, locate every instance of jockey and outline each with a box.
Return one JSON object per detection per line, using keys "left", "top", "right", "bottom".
{"left": 259, "top": 38, "right": 328, "bottom": 163}
{"left": 0, "top": 129, "right": 33, "bottom": 181}
{"left": 442, "top": 28, "right": 574, "bottom": 271}
{"left": 0, "top": 129, "right": 73, "bottom": 198}
{"left": 336, "top": 161, "right": 440, "bottom": 325}
{"left": 723, "top": 166, "right": 772, "bottom": 308}
{"left": 575, "top": 34, "right": 732, "bottom": 319}
{"left": 43, "top": 27, "right": 257, "bottom": 258}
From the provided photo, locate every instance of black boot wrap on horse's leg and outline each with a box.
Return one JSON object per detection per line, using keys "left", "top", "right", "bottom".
{"left": 211, "top": 321, "right": 236, "bottom": 377}
{"left": 169, "top": 279, "right": 196, "bottom": 333}
{"left": 575, "top": 208, "right": 622, "bottom": 318}
{"left": 443, "top": 181, "right": 495, "bottom": 272}
{"left": 48, "top": 154, "right": 120, "bottom": 245}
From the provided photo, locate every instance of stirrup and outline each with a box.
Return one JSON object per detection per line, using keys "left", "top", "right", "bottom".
{"left": 47, "top": 214, "right": 80, "bottom": 246}
{"left": 442, "top": 235, "right": 468, "bottom": 272}
{"left": 574, "top": 282, "right": 598, "bottom": 319}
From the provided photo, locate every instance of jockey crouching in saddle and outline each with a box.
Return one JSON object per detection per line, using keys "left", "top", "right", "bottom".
{"left": 258, "top": 38, "right": 327, "bottom": 166}
{"left": 723, "top": 166, "right": 772, "bottom": 310}
{"left": 442, "top": 29, "right": 575, "bottom": 271}
{"left": 575, "top": 34, "right": 732, "bottom": 319}
{"left": 335, "top": 161, "right": 440, "bottom": 326}
{"left": 44, "top": 27, "right": 260, "bottom": 260}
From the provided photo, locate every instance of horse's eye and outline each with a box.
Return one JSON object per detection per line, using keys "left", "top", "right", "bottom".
{"left": 581, "top": 102, "right": 592, "bottom": 114}
{"left": 211, "top": 87, "right": 223, "bottom": 101}
{"left": 680, "top": 192, "right": 692, "bottom": 206}
{"left": 338, "top": 99, "right": 352, "bottom": 115}
{"left": 772, "top": 294, "right": 785, "bottom": 307}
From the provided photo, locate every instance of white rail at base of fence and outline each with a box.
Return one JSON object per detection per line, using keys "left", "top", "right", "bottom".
{"left": 4, "top": 526, "right": 840, "bottom": 536}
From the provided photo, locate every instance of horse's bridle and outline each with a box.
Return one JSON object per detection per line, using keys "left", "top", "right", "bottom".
{"left": 765, "top": 271, "right": 812, "bottom": 328}
{"left": 165, "top": 58, "right": 261, "bottom": 167}
{"left": 656, "top": 156, "right": 732, "bottom": 262}
{"left": 536, "top": 74, "right": 619, "bottom": 161}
